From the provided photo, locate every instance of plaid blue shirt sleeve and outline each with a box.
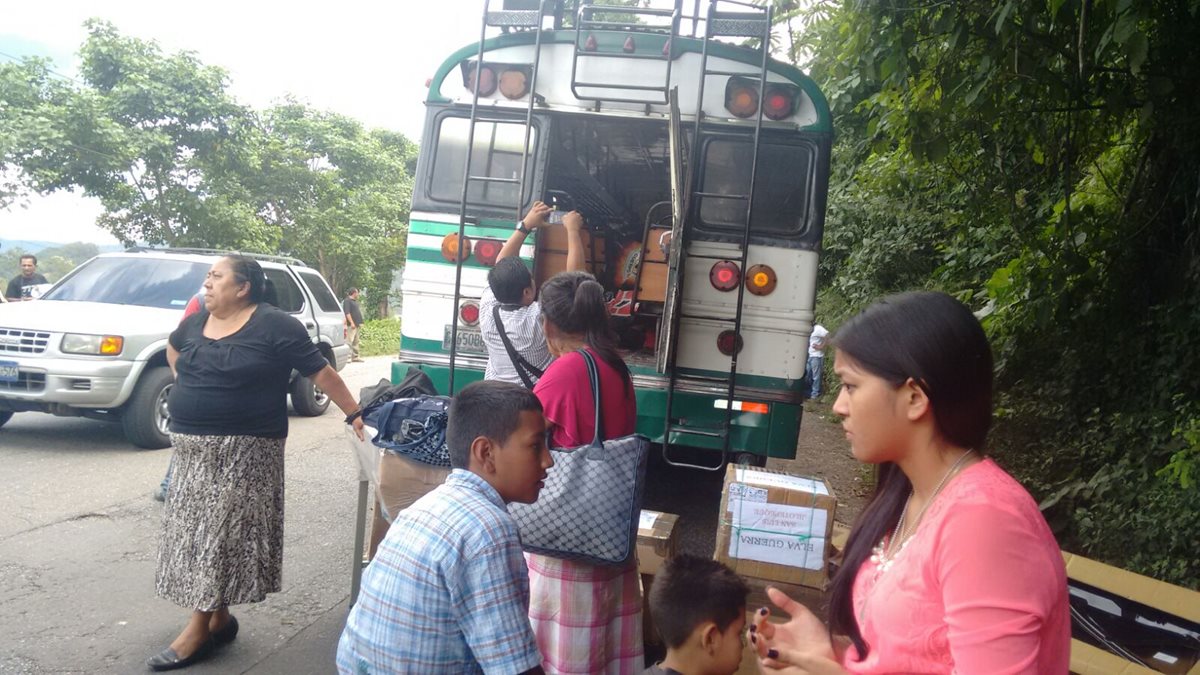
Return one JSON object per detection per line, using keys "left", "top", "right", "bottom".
{"left": 450, "top": 536, "right": 541, "bottom": 674}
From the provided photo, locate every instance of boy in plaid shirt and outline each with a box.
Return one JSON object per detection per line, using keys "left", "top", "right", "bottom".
{"left": 337, "top": 381, "right": 553, "bottom": 674}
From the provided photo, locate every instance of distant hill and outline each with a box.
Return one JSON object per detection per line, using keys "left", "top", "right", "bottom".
{"left": 0, "top": 239, "right": 124, "bottom": 254}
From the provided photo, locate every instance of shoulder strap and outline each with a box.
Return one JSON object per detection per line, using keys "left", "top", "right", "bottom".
{"left": 578, "top": 349, "right": 605, "bottom": 446}
{"left": 492, "top": 304, "right": 545, "bottom": 389}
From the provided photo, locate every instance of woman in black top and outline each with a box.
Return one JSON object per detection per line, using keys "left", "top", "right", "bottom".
{"left": 148, "top": 255, "right": 364, "bottom": 671}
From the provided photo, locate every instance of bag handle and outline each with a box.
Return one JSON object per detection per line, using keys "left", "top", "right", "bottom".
{"left": 579, "top": 349, "right": 605, "bottom": 447}
{"left": 493, "top": 304, "right": 544, "bottom": 389}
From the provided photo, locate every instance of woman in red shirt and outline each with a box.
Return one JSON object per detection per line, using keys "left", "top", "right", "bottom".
{"left": 751, "top": 291, "right": 1069, "bottom": 674}
{"left": 527, "top": 270, "right": 643, "bottom": 674}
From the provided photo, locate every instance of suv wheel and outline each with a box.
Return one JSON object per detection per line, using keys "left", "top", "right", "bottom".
{"left": 291, "top": 373, "right": 331, "bottom": 417}
{"left": 0, "top": 411, "right": 12, "bottom": 428}
{"left": 122, "top": 366, "right": 174, "bottom": 449}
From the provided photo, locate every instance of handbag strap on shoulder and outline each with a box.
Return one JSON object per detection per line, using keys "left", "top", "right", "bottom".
{"left": 492, "top": 303, "right": 544, "bottom": 389}
{"left": 578, "top": 348, "right": 605, "bottom": 446}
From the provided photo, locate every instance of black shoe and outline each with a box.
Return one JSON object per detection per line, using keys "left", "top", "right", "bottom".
{"left": 146, "top": 638, "right": 215, "bottom": 671}
{"left": 211, "top": 615, "right": 239, "bottom": 645}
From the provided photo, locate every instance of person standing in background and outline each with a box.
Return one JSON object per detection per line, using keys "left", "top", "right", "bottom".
{"left": 807, "top": 323, "right": 829, "bottom": 399}
{"left": 6, "top": 254, "right": 49, "bottom": 301}
{"left": 343, "top": 288, "right": 364, "bottom": 363}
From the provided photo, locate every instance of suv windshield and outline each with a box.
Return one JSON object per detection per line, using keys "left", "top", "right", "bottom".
{"left": 42, "top": 257, "right": 209, "bottom": 310}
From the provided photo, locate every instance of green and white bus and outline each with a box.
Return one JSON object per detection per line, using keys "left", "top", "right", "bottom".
{"left": 394, "top": 0, "right": 830, "bottom": 468}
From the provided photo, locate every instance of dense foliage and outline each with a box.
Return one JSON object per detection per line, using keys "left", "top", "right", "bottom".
{"left": 789, "top": 0, "right": 1199, "bottom": 586}
{"left": 0, "top": 21, "right": 416, "bottom": 317}
{"left": 359, "top": 317, "right": 402, "bottom": 358}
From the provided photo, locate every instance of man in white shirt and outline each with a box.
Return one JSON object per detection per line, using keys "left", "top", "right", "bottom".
{"left": 479, "top": 201, "right": 586, "bottom": 387}
{"left": 807, "top": 323, "right": 829, "bottom": 399}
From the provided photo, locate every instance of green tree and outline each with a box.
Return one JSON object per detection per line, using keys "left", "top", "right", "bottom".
{"left": 1, "top": 22, "right": 419, "bottom": 320}
{"left": 252, "top": 102, "right": 415, "bottom": 317}
{"left": 0, "top": 20, "right": 272, "bottom": 248}
{"left": 793, "top": 0, "right": 1200, "bottom": 586}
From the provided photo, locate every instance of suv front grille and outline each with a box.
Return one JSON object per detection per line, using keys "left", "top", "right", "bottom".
{"left": 0, "top": 371, "right": 45, "bottom": 393}
{"left": 0, "top": 328, "right": 51, "bottom": 355}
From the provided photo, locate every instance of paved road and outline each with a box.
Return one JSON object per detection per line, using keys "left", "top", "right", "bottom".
{"left": 0, "top": 358, "right": 387, "bottom": 675}
{"left": 0, "top": 356, "right": 748, "bottom": 674}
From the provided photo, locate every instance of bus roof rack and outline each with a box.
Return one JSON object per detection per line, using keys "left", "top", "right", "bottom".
{"left": 123, "top": 246, "right": 308, "bottom": 267}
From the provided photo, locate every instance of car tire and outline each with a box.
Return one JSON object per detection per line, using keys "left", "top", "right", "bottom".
{"left": 122, "top": 366, "right": 174, "bottom": 449}
{"left": 290, "top": 373, "right": 331, "bottom": 417}
{"left": 0, "top": 411, "right": 12, "bottom": 428}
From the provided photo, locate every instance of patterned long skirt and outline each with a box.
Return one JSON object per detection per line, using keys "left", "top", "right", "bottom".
{"left": 526, "top": 553, "right": 644, "bottom": 674}
{"left": 156, "top": 433, "right": 286, "bottom": 611}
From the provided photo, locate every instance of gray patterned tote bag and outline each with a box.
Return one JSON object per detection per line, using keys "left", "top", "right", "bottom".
{"left": 509, "top": 349, "right": 650, "bottom": 566}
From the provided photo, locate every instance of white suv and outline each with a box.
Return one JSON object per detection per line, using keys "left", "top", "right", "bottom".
{"left": 0, "top": 248, "right": 351, "bottom": 448}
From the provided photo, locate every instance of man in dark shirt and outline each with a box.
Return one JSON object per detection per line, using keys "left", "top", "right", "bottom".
{"left": 6, "top": 255, "right": 49, "bottom": 301}
{"left": 343, "top": 288, "right": 365, "bottom": 362}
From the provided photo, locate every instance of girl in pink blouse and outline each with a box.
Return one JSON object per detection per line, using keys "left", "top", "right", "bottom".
{"left": 750, "top": 291, "right": 1070, "bottom": 674}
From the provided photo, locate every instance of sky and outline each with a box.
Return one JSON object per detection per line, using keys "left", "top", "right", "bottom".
{"left": 0, "top": 0, "right": 485, "bottom": 246}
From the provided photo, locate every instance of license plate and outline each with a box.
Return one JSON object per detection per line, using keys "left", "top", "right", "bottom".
{"left": 442, "top": 325, "right": 485, "bottom": 355}
{"left": 0, "top": 361, "right": 17, "bottom": 383}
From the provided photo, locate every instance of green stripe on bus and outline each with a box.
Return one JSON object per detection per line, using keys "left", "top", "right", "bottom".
{"left": 402, "top": 337, "right": 799, "bottom": 391}
{"left": 410, "top": 218, "right": 526, "bottom": 239}
{"left": 391, "top": 360, "right": 802, "bottom": 459}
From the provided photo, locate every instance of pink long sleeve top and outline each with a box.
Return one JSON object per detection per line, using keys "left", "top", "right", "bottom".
{"left": 843, "top": 459, "right": 1071, "bottom": 674}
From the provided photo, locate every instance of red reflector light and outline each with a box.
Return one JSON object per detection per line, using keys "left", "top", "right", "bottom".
{"left": 763, "top": 87, "right": 795, "bottom": 120}
{"left": 710, "top": 261, "right": 740, "bottom": 292}
{"left": 741, "top": 401, "right": 769, "bottom": 414}
{"left": 464, "top": 63, "right": 497, "bottom": 97}
{"left": 745, "top": 264, "right": 777, "bottom": 296}
{"left": 623, "top": 36, "right": 636, "bottom": 53}
{"left": 442, "top": 233, "right": 471, "bottom": 262}
{"left": 459, "top": 301, "right": 480, "bottom": 326}
{"left": 499, "top": 68, "right": 529, "bottom": 99}
{"left": 474, "top": 239, "right": 501, "bottom": 266}
{"left": 584, "top": 33, "right": 598, "bottom": 52}
{"left": 716, "top": 330, "right": 743, "bottom": 356}
{"left": 724, "top": 77, "right": 759, "bottom": 119}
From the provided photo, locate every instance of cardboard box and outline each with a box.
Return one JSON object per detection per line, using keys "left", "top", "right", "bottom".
{"left": 1063, "top": 551, "right": 1200, "bottom": 675}
{"left": 368, "top": 452, "right": 452, "bottom": 558}
{"left": 637, "top": 510, "right": 680, "bottom": 647}
{"left": 714, "top": 465, "right": 836, "bottom": 589}
{"left": 637, "top": 509, "right": 680, "bottom": 576}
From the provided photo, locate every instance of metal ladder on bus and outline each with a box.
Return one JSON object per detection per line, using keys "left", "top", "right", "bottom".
{"left": 569, "top": 0, "right": 683, "bottom": 105}
{"left": 660, "top": 0, "right": 773, "bottom": 470}
{"left": 447, "top": 0, "right": 550, "bottom": 394}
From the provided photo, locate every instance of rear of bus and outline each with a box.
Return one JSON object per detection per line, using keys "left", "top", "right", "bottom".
{"left": 397, "top": 27, "right": 830, "bottom": 465}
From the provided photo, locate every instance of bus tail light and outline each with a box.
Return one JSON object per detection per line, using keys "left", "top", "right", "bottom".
{"left": 463, "top": 63, "right": 498, "bottom": 97}
{"left": 763, "top": 85, "right": 797, "bottom": 120}
{"left": 745, "top": 264, "right": 777, "bottom": 296}
{"left": 499, "top": 67, "right": 531, "bottom": 99}
{"left": 714, "top": 399, "right": 769, "bottom": 414}
{"left": 442, "top": 233, "right": 471, "bottom": 262}
{"left": 459, "top": 301, "right": 480, "bottom": 326}
{"left": 710, "top": 261, "right": 740, "bottom": 292}
{"left": 473, "top": 239, "right": 501, "bottom": 266}
{"left": 725, "top": 77, "right": 758, "bottom": 119}
{"left": 716, "top": 330, "right": 743, "bottom": 356}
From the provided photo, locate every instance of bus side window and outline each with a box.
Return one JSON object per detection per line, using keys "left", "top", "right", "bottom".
{"left": 429, "top": 116, "right": 538, "bottom": 209}
{"left": 697, "top": 137, "right": 816, "bottom": 237}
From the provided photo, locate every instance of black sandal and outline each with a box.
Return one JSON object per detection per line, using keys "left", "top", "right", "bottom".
{"left": 146, "top": 638, "right": 215, "bottom": 672}
{"left": 212, "top": 615, "right": 239, "bottom": 645}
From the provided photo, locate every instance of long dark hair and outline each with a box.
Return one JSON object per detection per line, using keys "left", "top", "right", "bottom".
{"left": 539, "top": 271, "right": 631, "bottom": 387}
{"left": 222, "top": 255, "right": 266, "bottom": 304}
{"left": 826, "top": 291, "right": 994, "bottom": 659}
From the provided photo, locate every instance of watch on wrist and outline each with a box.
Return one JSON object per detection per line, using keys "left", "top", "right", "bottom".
{"left": 516, "top": 222, "right": 532, "bottom": 235}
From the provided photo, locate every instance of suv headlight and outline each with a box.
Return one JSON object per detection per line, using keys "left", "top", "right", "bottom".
{"left": 62, "top": 333, "right": 125, "bottom": 355}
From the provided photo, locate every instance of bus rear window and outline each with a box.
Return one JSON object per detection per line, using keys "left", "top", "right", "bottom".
{"left": 429, "top": 116, "right": 537, "bottom": 208}
{"left": 697, "top": 136, "right": 816, "bottom": 237}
